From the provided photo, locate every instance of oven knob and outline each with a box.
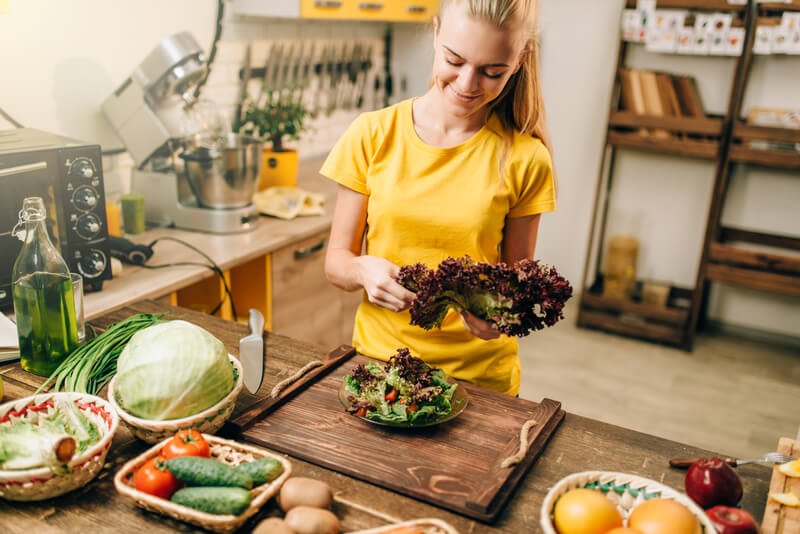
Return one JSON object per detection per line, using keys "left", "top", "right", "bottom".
{"left": 72, "top": 186, "right": 99, "bottom": 211}
{"left": 78, "top": 250, "right": 107, "bottom": 278}
{"left": 75, "top": 213, "right": 101, "bottom": 239}
{"left": 70, "top": 158, "right": 96, "bottom": 179}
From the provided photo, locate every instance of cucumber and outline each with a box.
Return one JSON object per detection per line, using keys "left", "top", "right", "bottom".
{"left": 170, "top": 486, "right": 251, "bottom": 516}
{"left": 235, "top": 458, "right": 284, "bottom": 486}
{"left": 165, "top": 457, "right": 254, "bottom": 489}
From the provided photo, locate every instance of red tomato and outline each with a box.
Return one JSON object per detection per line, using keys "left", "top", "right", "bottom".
{"left": 407, "top": 403, "right": 419, "bottom": 413}
{"left": 384, "top": 388, "right": 398, "bottom": 403}
{"left": 356, "top": 407, "right": 367, "bottom": 417}
{"left": 133, "top": 456, "right": 180, "bottom": 499}
{"left": 161, "top": 429, "right": 210, "bottom": 459}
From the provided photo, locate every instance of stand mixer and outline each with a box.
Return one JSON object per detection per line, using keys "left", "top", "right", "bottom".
{"left": 103, "top": 32, "right": 261, "bottom": 233}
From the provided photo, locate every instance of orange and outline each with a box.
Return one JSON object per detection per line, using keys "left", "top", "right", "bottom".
{"left": 552, "top": 488, "right": 623, "bottom": 534}
{"left": 769, "top": 491, "right": 800, "bottom": 507}
{"left": 606, "top": 529, "right": 641, "bottom": 534}
{"left": 627, "top": 498, "right": 701, "bottom": 534}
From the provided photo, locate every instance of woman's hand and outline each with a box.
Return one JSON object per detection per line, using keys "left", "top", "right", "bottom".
{"left": 460, "top": 311, "right": 501, "bottom": 340}
{"left": 355, "top": 256, "right": 416, "bottom": 312}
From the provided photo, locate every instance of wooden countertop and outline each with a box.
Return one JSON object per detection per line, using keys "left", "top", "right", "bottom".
{"left": 84, "top": 157, "right": 335, "bottom": 321}
{"left": 0, "top": 301, "right": 771, "bottom": 533}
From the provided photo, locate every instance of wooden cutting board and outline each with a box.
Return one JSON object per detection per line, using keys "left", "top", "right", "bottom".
{"left": 762, "top": 437, "right": 800, "bottom": 534}
{"left": 240, "top": 355, "right": 565, "bottom": 522}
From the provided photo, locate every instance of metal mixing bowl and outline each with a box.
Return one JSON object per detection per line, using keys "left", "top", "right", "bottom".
{"left": 176, "top": 133, "right": 263, "bottom": 209}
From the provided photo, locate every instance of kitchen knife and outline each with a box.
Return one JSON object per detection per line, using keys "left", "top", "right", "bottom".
{"left": 239, "top": 308, "right": 265, "bottom": 394}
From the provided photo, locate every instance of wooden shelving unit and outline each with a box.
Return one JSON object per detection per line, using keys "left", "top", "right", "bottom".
{"left": 688, "top": 0, "right": 800, "bottom": 336}
{"left": 579, "top": 0, "right": 800, "bottom": 350}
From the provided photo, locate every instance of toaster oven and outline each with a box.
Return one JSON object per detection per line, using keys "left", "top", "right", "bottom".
{"left": 0, "top": 128, "right": 112, "bottom": 309}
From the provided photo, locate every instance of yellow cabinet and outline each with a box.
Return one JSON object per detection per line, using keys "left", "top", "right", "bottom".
{"left": 387, "top": 0, "right": 438, "bottom": 22}
{"left": 299, "top": 0, "right": 437, "bottom": 21}
{"left": 300, "top": 0, "right": 352, "bottom": 20}
{"left": 173, "top": 271, "right": 233, "bottom": 320}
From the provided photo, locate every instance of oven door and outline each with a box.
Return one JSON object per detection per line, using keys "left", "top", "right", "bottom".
{"left": 0, "top": 159, "right": 63, "bottom": 309}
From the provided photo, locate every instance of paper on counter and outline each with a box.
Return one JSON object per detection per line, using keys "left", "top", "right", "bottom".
{"left": 0, "top": 311, "right": 19, "bottom": 363}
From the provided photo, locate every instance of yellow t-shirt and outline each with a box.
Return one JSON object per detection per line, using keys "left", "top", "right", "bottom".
{"left": 320, "top": 98, "right": 555, "bottom": 395}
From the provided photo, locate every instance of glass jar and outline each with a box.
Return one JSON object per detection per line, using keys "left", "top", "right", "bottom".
{"left": 11, "top": 197, "right": 78, "bottom": 376}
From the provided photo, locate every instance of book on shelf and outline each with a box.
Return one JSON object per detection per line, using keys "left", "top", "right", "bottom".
{"left": 618, "top": 69, "right": 708, "bottom": 138}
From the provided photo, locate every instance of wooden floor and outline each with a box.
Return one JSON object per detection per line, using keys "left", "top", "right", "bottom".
{"left": 518, "top": 303, "right": 800, "bottom": 459}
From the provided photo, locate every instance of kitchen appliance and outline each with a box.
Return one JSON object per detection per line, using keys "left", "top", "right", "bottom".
{"left": 102, "top": 32, "right": 261, "bottom": 234}
{"left": 0, "top": 128, "right": 113, "bottom": 310}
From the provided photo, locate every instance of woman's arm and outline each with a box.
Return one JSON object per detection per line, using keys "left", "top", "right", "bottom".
{"left": 325, "top": 185, "right": 415, "bottom": 312}
{"left": 501, "top": 214, "right": 542, "bottom": 264}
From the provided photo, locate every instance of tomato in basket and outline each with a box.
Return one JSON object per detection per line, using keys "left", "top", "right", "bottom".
{"left": 134, "top": 456, "right": 181, "bottom": 499}
{"left": 161, "top": 430, "right": 211, "bottom": 460}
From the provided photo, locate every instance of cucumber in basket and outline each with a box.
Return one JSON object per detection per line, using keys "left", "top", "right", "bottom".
{"left": 171, "top": 486, "right": 252, "bottom": 516}
{"left": 235, "top": 457, "right": 284, "bottom": 486}
{"left": 165, "top": 457, "right": 253, "bottom": 489}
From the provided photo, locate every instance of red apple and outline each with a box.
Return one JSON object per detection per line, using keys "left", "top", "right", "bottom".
{"left": 706, "top": 505, "right": 759, "bottom": 534}
{"left": 685, "top": 457, "right": 743, "bottom": 509}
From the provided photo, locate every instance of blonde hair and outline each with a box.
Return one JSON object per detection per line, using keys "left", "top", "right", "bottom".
{"left": 438, "top": 0, "right": 552, "bottom": 154}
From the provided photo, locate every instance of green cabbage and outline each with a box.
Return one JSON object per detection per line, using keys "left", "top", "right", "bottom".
{"left": 115, "top": 320, "right": 235, "bottom": 420}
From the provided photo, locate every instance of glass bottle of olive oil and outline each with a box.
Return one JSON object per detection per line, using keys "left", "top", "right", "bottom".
{"left": 11, "top": 197, "right": 78, "bottom": 376}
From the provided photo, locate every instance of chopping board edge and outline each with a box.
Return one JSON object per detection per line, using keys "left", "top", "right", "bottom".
{"left": 466, "top": 400, "right": 566, "bottom": 521}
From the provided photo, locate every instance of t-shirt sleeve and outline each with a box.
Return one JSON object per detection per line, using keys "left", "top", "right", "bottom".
{"left": 319, "top": 113, "right": 373, "bottom": 195}
{"left": 508, "top": 141, "right": 556, "bottom": 218}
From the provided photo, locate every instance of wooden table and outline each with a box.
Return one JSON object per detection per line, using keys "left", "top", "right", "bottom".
{"left": 0, "top": 301, "right": 771, "bottom": 533}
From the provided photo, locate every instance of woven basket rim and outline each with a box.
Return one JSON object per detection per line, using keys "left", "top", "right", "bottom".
{"left": 539, "top": 470, "right": 718, "bottom": 533}
{"left": 114, "top": 433, "right": 291, "bottom": 532}
{"left": 349, "top": 518, "right": 460, "bottom": 534}
{"left": 107, "top": 353, "right": 243, "bottom": 430}
{"left": 0, "top": 391, "right": 119, "bottom": 480}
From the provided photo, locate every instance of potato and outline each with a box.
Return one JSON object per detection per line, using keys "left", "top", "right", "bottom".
{"left": 284, "top": 506, "right": 340, "bottom": 534}
{"left": 253, "top": 517, "right": 296, "bottom": 534}
{"left": 279, "top": 477, "right": 333, "bottom": 512}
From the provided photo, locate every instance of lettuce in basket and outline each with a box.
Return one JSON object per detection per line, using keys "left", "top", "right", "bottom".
{"left": 343, "top": 348, "right": 458, "bottom": 425}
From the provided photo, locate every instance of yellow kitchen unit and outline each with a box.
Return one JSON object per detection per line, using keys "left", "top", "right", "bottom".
{"left": 172, "top": 271, "right": 233, "bottom": 320}
{"left": 233, "top": 0, "right": 437, "bottom": 22}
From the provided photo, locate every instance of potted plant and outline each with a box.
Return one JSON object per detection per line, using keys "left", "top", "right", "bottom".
{"left": 234, "top": 97, "right": 311, "bottom": 190}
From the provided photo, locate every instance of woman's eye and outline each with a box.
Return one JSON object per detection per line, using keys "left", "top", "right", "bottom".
{"left": 483, "top": 71, "right": 504, "bottom": 79}
{"left": 445, "top": 59, "right": 463, "bottom": 66}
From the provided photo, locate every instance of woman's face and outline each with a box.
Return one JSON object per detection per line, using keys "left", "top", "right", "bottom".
{"left": 432, "top": 3, "right": 526, "bottom": 119}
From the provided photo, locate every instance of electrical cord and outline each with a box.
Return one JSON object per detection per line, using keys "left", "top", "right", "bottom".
{"left": 193, "top": 0, "right": 225, "bottom": 102}
{"left": 144, "top": 236, "right": 238, "bottom": 321}
{"left": 0, "top": 105, "right": 23, "bottom": 128}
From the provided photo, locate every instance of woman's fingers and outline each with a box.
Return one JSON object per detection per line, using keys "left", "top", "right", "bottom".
{"left": 460, "top": 311, "right": 501, "bottom": 340}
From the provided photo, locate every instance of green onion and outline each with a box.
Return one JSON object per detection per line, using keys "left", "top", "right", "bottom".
{"left": 35, "top": 313, "right": 164, "bottom": 395}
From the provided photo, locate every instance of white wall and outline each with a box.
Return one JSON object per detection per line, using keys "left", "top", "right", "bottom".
{"left": 1, "top": 0, "right": 797, "bottom": 338}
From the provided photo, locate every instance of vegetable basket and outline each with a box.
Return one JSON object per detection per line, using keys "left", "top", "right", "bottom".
{"left": 540, "top": 471, "right": 717, "bottom": 533}
{"left": 0, "top": 392, "right": 119, "bottom": 501}
{"left": 350, "top": 518, "right": 461, "bottom": 533}
{"left": 107, "top": 353, "right": 243, "bottom": 444}
{"left": 114, "top": 433, "right": 291, "bottom": 533}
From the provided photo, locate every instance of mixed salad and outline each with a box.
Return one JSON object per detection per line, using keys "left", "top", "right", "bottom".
{"left": 343, "top": 348, "right": 458, "bottom": 425}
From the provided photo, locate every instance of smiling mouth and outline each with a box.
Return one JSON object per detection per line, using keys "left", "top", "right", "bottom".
{"left": 447, "top": 85, "right": 480, "bottom": 102}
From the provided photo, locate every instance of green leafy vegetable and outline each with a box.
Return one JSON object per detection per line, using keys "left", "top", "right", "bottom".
{"left": 115, "top": 320, "right": 235, "bottom": 420}
{"left": 0, "top": 400, "right": 100, "bottom": 471}
{"left": 343, "top": 348, "right": 457, "bottom": 425}
{"left": 36, "top": 313, "right": 164, "bottom": 395}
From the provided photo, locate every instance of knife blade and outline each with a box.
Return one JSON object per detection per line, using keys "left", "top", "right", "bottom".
{"left": 239, "top": 308, "right": 265, "bottom": 394}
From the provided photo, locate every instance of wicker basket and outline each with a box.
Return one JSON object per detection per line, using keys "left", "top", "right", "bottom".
{"left": 349, "top": 518, "right": 460, "bottom": 534}
{"left": 540, "top": 471, "right": 717, "bottom": 533}
{"left": 114, "top": 434, "right": 291, "bottom": 533}
{"left": 107, "top": 353, "right": 243, "bottom": 444}
{"left": 0, "top": 392, "right": 119, "bottom": 501}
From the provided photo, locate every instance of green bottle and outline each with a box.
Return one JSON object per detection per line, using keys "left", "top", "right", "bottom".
{"left": 11, "top": 197, "right": 78, "bottom": 376}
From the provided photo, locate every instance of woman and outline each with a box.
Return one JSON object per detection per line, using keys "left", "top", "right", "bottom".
{"left": 322, "top": 0, "right": 555, "bottom": 396}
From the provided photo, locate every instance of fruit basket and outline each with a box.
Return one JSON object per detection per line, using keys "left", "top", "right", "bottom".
{"left": 0, "top": 392, "right": 119, "bottom": 501}
{"left": 540, "top": 471, "right": 717, "bottom": 533}
{"left": 114, "top": 433, "right": 291, "bottom": 533}
{"left": 107, "top": 353, "right": 243, "bottom": 444}
{"left": 349, "top": 518, "right": 460, "bottom": 533}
